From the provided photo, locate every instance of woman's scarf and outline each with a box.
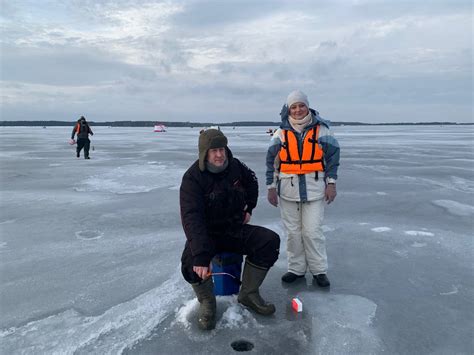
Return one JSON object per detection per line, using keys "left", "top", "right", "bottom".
{"left": 288, "top": 112, "right": 312, "bottom": 133}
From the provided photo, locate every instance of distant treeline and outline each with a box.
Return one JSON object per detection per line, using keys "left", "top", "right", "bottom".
{"left": 0, "top": 120, "right": 470, "bottom": 127}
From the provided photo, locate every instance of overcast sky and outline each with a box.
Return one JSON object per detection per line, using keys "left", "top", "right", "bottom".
{"left": 1, "top": 0, "right": 472, "bottom": 123}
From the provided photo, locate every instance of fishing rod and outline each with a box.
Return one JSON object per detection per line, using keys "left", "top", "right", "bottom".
{"left": 209, "top": 272, "right": 242, "bottom": 285}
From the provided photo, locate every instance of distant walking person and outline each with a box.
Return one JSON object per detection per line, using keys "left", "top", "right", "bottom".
{"left": 266, "top": 90, "right": 340, "bottom": 286}
{"left": 71, "top": 116, "right": 93, "bottom": 159}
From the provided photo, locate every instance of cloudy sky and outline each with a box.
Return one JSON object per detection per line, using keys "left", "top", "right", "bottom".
{"left": 0, "top": 0, "right": 472, "bottom": 123}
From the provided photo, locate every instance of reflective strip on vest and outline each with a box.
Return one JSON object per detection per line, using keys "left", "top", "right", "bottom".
{"left": 279, "top": 126, "right": 324, "bottom": 174}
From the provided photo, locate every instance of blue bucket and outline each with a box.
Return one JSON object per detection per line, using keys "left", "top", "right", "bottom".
{"left": 211, "top": 252, "right": 243, "bottom": 296}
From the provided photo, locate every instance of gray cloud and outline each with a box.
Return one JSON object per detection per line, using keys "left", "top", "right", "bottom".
{"left": 170, "top": 0, "right": 295, "bottom": 29}
{"left": 1, "top": 45, "right": 157, "bottom": 86}
{"left": 0, "top": 0, "right": 471, "bottom": 123}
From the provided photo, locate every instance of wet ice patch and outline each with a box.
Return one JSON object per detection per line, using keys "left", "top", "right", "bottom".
{"left": 75, "top": 230, "right": 103, "bottom": 240}
{"left": 0, "top": 219, "right": 16, "bottom": 225}
{"left": 49, "top": 163, "right": 62, "bottom": 167}
{"left": 0, "top": 241, "right": 7, "bottom": 249}
{"left": 358, "top": 222, "right": 370, "bottom": 226}
{"left": 300, "top": 293, "right": 383, "bottom": 354}
{"left": 371, "top": 227, "right": 391, "bottom": 233}
{"left": 376, "top": 192, "right": 387, "bottom": 195}
{"left": 405, "top": 231, "right": 434, "bottom": 237}
{"left": 75, "top": 163, "right": 185, "bottom": 194}
{"left": 432, "top": 200, "right": 474, "bottom": 217}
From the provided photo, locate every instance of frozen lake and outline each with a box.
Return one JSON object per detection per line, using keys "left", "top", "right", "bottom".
{"left": 1, "top": 125, "right": 473, "bottom": 354}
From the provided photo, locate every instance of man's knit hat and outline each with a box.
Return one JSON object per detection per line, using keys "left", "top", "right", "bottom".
{"left": 287, "top": 90, "right": 309, "bottom": 108}
{"left": 198, "top": 129, "right": 228, "bottom": 171}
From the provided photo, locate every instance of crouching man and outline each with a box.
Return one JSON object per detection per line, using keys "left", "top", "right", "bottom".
{"left": 180, "top": 129, "right": 280, "bottom": 330}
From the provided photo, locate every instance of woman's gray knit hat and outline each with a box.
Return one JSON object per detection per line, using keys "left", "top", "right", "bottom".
{"left": 287, "top": 90, "right": 309, "bottom": 108}
{"left": 198, "top": 129, "right": 228, "bottom": 171}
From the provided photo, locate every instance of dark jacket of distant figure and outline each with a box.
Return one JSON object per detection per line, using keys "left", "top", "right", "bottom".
{"left": 180, "top": 148, "right": 258, "bottom": 266}
{"left": 71, "top": 121, "right": 93, "bottom": 140}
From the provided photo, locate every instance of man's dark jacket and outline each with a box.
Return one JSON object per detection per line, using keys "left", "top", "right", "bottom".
{"left": 71, "top": 121, "right": 93, "bottom": 140}
{"left": 180, "top": 149, "right": 258, "bottom": 267}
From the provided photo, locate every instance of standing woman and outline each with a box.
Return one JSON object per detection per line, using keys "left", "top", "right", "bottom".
{"left": 266, "top": 90, "right": 340, "bottom": 286}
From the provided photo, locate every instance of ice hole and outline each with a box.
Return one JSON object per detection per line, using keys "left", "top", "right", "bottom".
{"left": 231, "top": 339, "right": 254, "bottom": 352}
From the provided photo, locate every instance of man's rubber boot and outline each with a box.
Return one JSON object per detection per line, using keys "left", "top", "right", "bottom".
{"left": 191, "top": 277, "right": 216, "bottom": 330}
{"left": 238, "top": 260, "right": 275, "bottom": 315}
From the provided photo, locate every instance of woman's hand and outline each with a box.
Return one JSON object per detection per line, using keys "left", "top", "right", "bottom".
{"left": 325, "top": 184, "right": 337, "bottom": 204}
{"left": 267, "top": 188, "right": 278, "bottom": 207}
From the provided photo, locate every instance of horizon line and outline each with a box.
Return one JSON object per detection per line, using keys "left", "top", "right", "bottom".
{"left": 0, "top": 120, "right": 472, "bottom": 127}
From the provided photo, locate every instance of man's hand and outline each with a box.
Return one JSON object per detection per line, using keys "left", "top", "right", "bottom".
{"left": 243, "top": 212, "right": 251, "bottom": 224}
{"left": 193, "top": 264, "right": 212, "bottom": 279}
{"left": 267, "top": 188, "right": 278, "bottom": 207}
{"left": 325, "top": 184, "right": 337, "bottom": 204}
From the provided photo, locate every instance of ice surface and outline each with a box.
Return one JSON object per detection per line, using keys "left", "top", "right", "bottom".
{"left": 302, "top": 293, "right": 382, "bottom": 354}
{"left": 370, "top": 227, "right": 392, "bottom": 233}
{"left": 405, "top": 230, "right": 435, "bottom": 237}
{"left": 1, "top": 125, "right": 473, "bottom": 354}
{"left": 1, "top": 267, "right": 188, "bottom": 354}
{"left": 74, "top": 163, "right": 184, "bottom": 194}
{"left": 432, "top": 199, "right": 474, "bottom": 217}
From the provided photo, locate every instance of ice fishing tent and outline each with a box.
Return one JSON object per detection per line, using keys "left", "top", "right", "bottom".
{"left": 154, "top": 123, "right": 167, "bottom": 132}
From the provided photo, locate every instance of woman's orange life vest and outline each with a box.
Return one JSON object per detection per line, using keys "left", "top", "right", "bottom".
{"left": 279, "top": 125, "right": 325, "bottom": 174}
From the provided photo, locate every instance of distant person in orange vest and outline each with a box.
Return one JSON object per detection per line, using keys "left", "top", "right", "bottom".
{"left": 266, "top": 90, "right": 340, "bottom": 287}
{"left": 71, "top": 116, "right": 93, "bottom": 159}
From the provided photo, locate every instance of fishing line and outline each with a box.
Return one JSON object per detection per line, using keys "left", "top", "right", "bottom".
{"left": 209, "top": 272, "right": 242, "bottom": 285}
